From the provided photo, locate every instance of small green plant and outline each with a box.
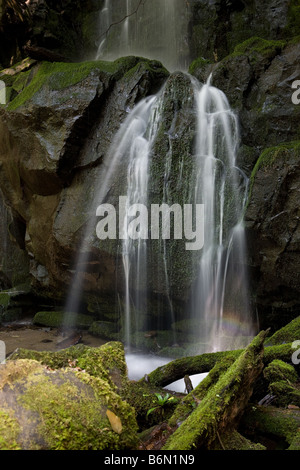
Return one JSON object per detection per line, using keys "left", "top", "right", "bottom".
{"left": 147, "top": 393, "right": 178, "bottom": 418}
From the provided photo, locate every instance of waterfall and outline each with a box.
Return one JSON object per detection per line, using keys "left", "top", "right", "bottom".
{"left": 63, "top": 3, "right": 255, "bottom": 354}
{"left": 95, "top": 0, "right": 190, "bottom": 72}
{"left": 64, "top": 72, "right": 254, "bottom": 352}
{"left": 190, "top": 76, "right": 252, "bottom": 352}
{"left": 120, "top": 96, "right": 159, "bottom": 347}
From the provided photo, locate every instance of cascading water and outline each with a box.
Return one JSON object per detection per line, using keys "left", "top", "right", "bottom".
{"left": 120, "top": 96, "right": 159, "bottom": 348}
{"left": 190, "top": 76, "right": 253, "bottom": 352}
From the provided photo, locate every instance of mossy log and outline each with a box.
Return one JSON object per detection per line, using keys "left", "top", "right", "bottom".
{"left": 163, "top": 331, "right": 268, "bottom": 450}
{"left": 145, "top": 342, "right": 295, "bottom": 388}
{"left": 241, "top": 405, "right": 300, "bottom": 450}
{"left": 23, "top": 45, "right": 72, "bottom": 63}
{"left": 168, "top": 356, "right": 236, "bottom": 428}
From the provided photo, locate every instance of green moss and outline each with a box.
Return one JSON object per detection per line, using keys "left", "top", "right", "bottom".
{"left": 269, "top": 381, "right": 300, "bottom": 408}
{"left": 33, "top": 310, "right": 94, "bottom": 329}
{"left": 5, "top": 56, "right": 141, "bottom": 111}
{"left": 232, "top": 36, "right": 287, "bottom": 60}
{"left": 17, "top": 367, "right": 137, "bottom": 450}
{"left": 248, "top": 141, "right": 300, "bottom": 203}
{"left": 0, "top": 410, "right": 21, "bottom": 450}
{"left": 264, "top": 343, "right": 296, "bottom": 365}
{"left": 263, "top": 358, "right": 300, "bottom": 408}
{"left": 163, "top": 331, "right": 266, "bottom": 450}
{"left": 266, "top": 316, "right": 300, "bottom": 346}
{"left": 188, "top": 57, "right": 212, "bottom": 76}
{"left": 264, "top": 359, "right": 298, "bottom": 384}
{"left": 8, "top": 341, "right": 128, "bottom": 391}
{"left": 168, "top": 355, "right": 235, "bottom": 428}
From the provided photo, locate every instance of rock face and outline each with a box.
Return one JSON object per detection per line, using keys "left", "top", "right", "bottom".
{"left": 245, "top": 143, "right": 300, "bottom": 328}
{"left": 188, "top": 0, "right": 299, "bottom": 62}
{"left": 0, "top": 56, "right": 169, "bottom": 316}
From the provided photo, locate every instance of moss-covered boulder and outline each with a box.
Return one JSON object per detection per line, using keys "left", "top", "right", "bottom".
{"left": 8, "top": 341, "right": 129, "bottom": 392}
{"left": 263, "top": 359, "right": 300, "bottom": 408}
{"left": 33, "top": 310, "right": 94, "bottom": 329}
{"left": 0, "top": 358, "right": 138, "bottom": 450}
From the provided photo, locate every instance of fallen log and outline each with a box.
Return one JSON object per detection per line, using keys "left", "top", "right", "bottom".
{"left": 23, "top": 45, "right": 72, "bottom": 63}
{"left": 168, "top": 355, "right": 236, "bottom": 428}
{"left": 240, "top": 404, "right": 300, "bottom": 450}
{"left": 163, "top": 330, "right": 268, "bottom": 450}
{"left": 145, "top": 342, "right": 294, "bottom": 388}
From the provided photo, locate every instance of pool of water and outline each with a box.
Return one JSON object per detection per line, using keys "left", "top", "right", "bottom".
{"left": 126, "top": 353, "right": 208, "bottom": 393}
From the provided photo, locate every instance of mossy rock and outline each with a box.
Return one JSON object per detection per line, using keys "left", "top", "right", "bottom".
{"left": 8, "top": 341, "right": 128, "bottom": 391}
{"left": 2, "top": 56, "right": 167, "bottom": 111}
{"left": 264, "top": 359, "right": 298, "bottom": 384}
{"left": 231, "top": 36, "right": 287, "bottom": 62}
{"left": 263, "top": 359, "right": 300, "bottom": 408}
{"left": 32, "top": 310, "right": 94, "bottom": 329}
{"left": 0, "top": 359, "right": 138, "bottom": 450}
{"left": 88, "top": 321, "right": 120, "bottom": 341}
{"left": 269, "top": 381, "right": 300, "bottom": 408}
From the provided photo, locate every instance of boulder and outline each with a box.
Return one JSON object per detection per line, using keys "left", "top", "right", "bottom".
{"left": 0, "top": 341, "right": 138, "bottom": 450}
{"left": 0, "top": 56, "right": 168, "bottom": 307}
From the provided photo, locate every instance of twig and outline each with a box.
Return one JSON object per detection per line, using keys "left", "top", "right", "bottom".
{"left": 97, "top": 0, "right": 148, "bottom": 42}
{"left": 216, "top": 430, "right": 226, "bottom": 450}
